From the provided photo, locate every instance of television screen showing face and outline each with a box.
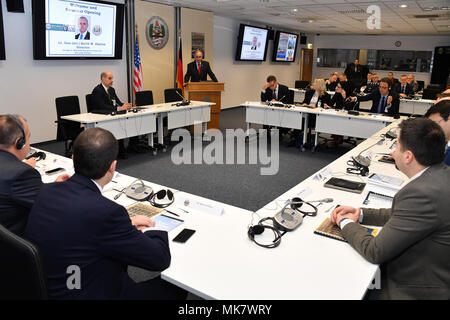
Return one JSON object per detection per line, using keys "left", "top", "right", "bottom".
{"left": 0, "top": 5, "right": 5, "bottom": 60}
{"left": 273, "top": 31, "right": 299, "bottom": 62}
{"left": 235, "top": 24, "right": 269, "bottom": 61}
{"left": 32, "top": 0, "right": 124, "bottom": 60}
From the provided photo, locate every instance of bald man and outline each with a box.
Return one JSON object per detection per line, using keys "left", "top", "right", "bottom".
{"left": 91, "top": 71, "right": 132, "bottom": 158}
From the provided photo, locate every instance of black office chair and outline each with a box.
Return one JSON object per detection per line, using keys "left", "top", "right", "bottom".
{"left": 0, "top": 224, "right": 48, "bottom": 300}
{"left": 164, "top": 88, "right": 183, "bottom": 103}
{"left": 295, "top": 80, "right": 310, "bottom": 89}
{"left": 422, "top": 88, "right": 440, "bottom": 100}
{"left": 85, "top": 93, "right": 94, "bottom": 113}
{"left": 55, "top": 96, "right": 83, "bottom": 156}
{"left": 135, "top": 90, "right": 154, "bottom": 107}
{"left": 416, "top": 80, "right": 425, "bottom": 92}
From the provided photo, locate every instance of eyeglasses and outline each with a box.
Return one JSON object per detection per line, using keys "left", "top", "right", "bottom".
{"left": 433, "top": 119, "right": 445, "bottom": 124}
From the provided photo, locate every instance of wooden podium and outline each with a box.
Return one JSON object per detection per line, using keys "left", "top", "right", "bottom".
{"left": 185, "top": 82, "right": 224, "bottom": 129}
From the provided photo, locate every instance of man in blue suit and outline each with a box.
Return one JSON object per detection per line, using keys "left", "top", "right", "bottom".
{"left": 425, "top": 100, "right": 450, "bottom": 166}
{"left": 25, "top": 128, "right": 186, "bottom": 299}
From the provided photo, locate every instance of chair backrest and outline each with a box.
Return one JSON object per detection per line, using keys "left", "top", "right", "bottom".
{"left": 0, "top": 224, "right": 48, "bottom": 300}
{"left": 85, "top": 94, "right": 94, "bottom": 113}
{"left": 164, "top": 88, "right": 183, "bottom": 103}
{"left": 295, "top": 80, "right": 310, "bottom": 89}
{"left": 417, "top": 80, "right": 425, "bottom": 91}
{"left": 422, "top": 88, "right": 440, "bottom": 100}
{"left": 135, "top": 90, "right": 154, "bottom": 106}
{"left": 55, "top": 96, "right": 82, "bottom": 141}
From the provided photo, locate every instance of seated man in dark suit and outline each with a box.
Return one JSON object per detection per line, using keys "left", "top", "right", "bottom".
{"left": 387, "top": 72, "right": 398, "bottom": 87}
{"left": 348, "top": 77, "right": 400, "bottom": 117}
{"left": 325, "top": 73, "right": 338, "bottom": 91}
{"left": 394, "top": 74, "right": 414, "bottom": 98}
{"left": 331, "top": 118, "right": 450, "bottom": 299}
{"left": 91, "top": 71, "right": 132, "bottom": 158}
{"left": 0, "top": 115, "right": 69, "bottom": 236}
{"left": 260, "top": 75, "right": 292, "bottom": 104}
{"left": 184, "top": 50, "right": 218, "bottom": 84}
{"left": 425, "top": 100, "right": 450, "bottom": 166}
{"left": 25, "top": 128, "right": 186, "bottom": 300}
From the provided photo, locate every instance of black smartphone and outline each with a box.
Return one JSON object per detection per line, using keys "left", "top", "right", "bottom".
{"left": 173, "top": 228, "right": 196, "bottom": 243}
{"left": 378, "top": 155, "right": 395, "bottom": 164}
{"left": 45, "top": 167, "right": 65, "bottom": 175}
{"left": 324, "top": 177, "right": 366, "bottom": 194}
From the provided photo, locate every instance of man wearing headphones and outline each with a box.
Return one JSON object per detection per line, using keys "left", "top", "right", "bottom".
{"left": 0, "top": 114, "right": 69, "bottom": 236}
{"left": 348, "top": 77, "right": 400, "bottom": 117}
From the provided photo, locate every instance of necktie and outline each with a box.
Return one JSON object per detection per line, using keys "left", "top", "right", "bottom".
{"left": 197, "top": 63, "right": 201, "bottom": 75}
{"left": 80, "top": 34, "right": 83, "bottom": 40}
{"left": 402, "top": 85, "right": 405, "bottom": 93}
{"left": 107, "top": 88, "right": 113, "bottom": 103}
{"left": 273, "top": 89, "right": 277, "bottom": 100}
{"left": 378, "top": 96, "right": 385, "bottom": 114}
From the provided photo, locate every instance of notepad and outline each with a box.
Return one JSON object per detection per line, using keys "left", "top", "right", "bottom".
{"left": 126, "top": 202, "right": 163, "bottom": 218}
{"left": 363, "top": 191, "right": 393, "bottom": 208}
{"left": 314, "top": 218, "right": 379, "bottom": 242}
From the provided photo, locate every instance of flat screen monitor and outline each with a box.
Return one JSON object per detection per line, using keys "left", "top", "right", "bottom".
{"left": 235, "top": 24, "right": 269, "bottom": 61}
{"left": 272, "top": 31, "right": 299, "bottom": 62}
{"left": 32, "top": 0, "right": 124, "bottom": 60}
{"left": 0, "top": 4, "right": 5, "bottom": 60}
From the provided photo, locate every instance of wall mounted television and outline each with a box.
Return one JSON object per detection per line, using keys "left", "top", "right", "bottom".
{"left": 272, "top": 31, "right": 299, "bottom": 62}
{"left": 32, "top": 0, "right": 124, "bottom": 60}
{"left": 0, "top": 4, "right": 5, "bottom": 60}
{"left": 235, "top": 24, "right": 269, "bottom": 62}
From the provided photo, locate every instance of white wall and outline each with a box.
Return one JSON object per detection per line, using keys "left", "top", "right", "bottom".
{"left": 0, "top": 0, "right": 127, "bottom": 143}
{"left": 213, "top": 15, "right": 301, "bottom": 110}
{"left": 312, "top": 34, "right": 450, "bottom": 86}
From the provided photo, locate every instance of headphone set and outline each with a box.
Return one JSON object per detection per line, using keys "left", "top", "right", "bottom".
{"left": 149, "top": 189, "right": 174, "bottom": 208}
{"left": 248, "top": 197, "right": 327, "bottom": 249}
{"left": 2, "top": 114, "right": 26, "bottom": 150}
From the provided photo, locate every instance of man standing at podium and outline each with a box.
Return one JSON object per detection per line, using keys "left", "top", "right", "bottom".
{"left": 184, "top": 50, "right": 218, "bottom": 84}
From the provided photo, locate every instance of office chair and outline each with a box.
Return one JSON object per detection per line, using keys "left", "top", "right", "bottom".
{"left": 295, "top": 80, "right": 310, "bottom": 89}
{"left": 422, "top": 88, "right": 440, "bottom": 100}
{"left": 0, "top": 224, "right": 48, "bottom": 300}
{"left": 135, "top": 90, "right": 154, "bottom": 107}
{"left": 55, "top": 96, "right": 83, "bottom": 156}
{"left": 85, "top": 93, "right": 94, "bottom": 113}
{"left": 164, "top": 88, "right": 183, "bottom": 103}
{"left": 416, "top": 80, "right": 425, "bottom": 92}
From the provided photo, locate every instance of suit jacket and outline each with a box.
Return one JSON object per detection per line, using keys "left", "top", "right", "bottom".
{"left": 345, "top": 63, "right": 364, "bottom": 81}
{"left": 301, "top": 89, "right": 332, "bottom": 107}
{"left": 394, "top": 82, "right": 414, "bottom": 97}
{"left": 341, "top": 164, "right": 450, "bottom": 299}
{"left": 24, "top": 174, "right": 171, "bottom": 299}
{"left": 445, "top": 146, "right": 450, "bottom": 166}
{"left": 357, "top": 89, "right": 400, "bottom": 117}
{"left": 91, "top": 84, "right": 123, "bottom": 114}
{"left": 75, "top": 31, "right": 90, "bottom": 40}
{"left": 184, "top": 60, "right": 218, "bottom": 83}
{"left": 0, "top": 150, "right": 42, "bottom": 236}
{"left": 260, "top": 84, "right": 293, "bottom": 104}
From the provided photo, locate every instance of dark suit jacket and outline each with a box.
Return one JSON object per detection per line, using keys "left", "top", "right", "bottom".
{"left": 25, "top": 174, "right": 171, "bottom": 299}
{"left": 184, "top": 60, "right": 218, "bottom": 83}
{"left": 357, "top": 89, "right": 400, "bottom": 117}
{"left": 91, "top": 84, "right": 123, "bottom": 114}
{"left": 260, "top": 84, "right": 293, "bottom": 104}
{"left": 0, "top": 150, "right": 42, "bottom": 236}
{"left": 394, "top": 83, "right": 414, "bottom": 97}
{"left": 345, "top": 63, "right": 364, "bottom": 81}
{"left": 75, "top": 31, "right": 90, "bottom": 40}
{"left": 301, "top": 89, "right": 332, "bottom": 107}
{"left": 341, "top": 164, "right": 450, "bottom": 299}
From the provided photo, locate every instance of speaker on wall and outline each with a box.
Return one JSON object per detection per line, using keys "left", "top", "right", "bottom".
{"left": 430, "top": 46, "right": 450, "bottom": 87}
{"left": 6, "top": 0, "right": 25, "bottom": 13}
{"left": 268, "top": 29, "right": 274, "bottom": 41}
{"left": 300, "top": 36, "right": 307, "bottom": 45}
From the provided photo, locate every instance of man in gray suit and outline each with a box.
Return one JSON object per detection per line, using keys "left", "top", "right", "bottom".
{"left": 331, "top": 118, "right": 450, "bottom": 300}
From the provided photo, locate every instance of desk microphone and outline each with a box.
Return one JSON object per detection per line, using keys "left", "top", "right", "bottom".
{"left": 173, "top": 90, "right": 191, "bottom": 106}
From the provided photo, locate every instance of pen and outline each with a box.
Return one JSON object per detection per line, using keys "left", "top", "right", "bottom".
{"left": 164, "top": 209, "right": 180, "bottom": 217}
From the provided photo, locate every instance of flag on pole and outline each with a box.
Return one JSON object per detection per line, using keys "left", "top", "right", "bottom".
{"left": 133, "top": 28, "right": 144, "bottom": 93}
{"left": 176, "top": 35, "right": 184, "bottom": 96}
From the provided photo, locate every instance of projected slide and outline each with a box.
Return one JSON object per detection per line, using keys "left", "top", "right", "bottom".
{"left": 275, "top": 33, "right": 297, "bottom": 62}
{"left": 45, "top": 0, "right": 116, "bottom": 57}
{"left": 239, "top": 26, "right": 268, "bottom": 61}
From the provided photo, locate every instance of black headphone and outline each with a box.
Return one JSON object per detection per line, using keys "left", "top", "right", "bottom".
{"left": 248, "top": 217, "right": 282, "bottom": 249}
{"left": 149, "top": 189, "right": 174, "bottom": 208}
{"left": 290, "top": 197, "right": 318, "bottom": 216}
{"left": 6, "top": 115, "right": 26, "bottom": 150}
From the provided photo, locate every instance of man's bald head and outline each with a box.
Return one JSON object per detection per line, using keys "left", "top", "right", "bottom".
{"left": 101, "top": 71, "right": 114, "bottom": 88}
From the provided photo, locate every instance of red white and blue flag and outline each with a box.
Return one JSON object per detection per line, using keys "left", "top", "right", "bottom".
{"left": 133, "top": 30, "right": 144, "bottom": 93}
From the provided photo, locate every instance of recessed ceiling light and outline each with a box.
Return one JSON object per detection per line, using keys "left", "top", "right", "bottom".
{"left": 399, "top": 4, "right": 408, "bottom": 8}
{"left": 291, "top": 8, "right": 298, "bottom": 13}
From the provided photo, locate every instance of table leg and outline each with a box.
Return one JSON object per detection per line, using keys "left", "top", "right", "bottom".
{"left": 303, "top": 114, "right": 309, "bottom": 145}
{"left": 158, "top": 114, "right": 164, "bottom": 146}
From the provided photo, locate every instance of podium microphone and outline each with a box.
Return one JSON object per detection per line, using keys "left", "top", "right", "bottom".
{"left": 173, "top": 90, "right": 191, "bottom": 106}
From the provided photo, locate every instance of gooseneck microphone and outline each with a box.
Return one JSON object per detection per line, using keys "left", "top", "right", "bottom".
{"left": 172, "top": 90, "right": 191, "bottom": 106}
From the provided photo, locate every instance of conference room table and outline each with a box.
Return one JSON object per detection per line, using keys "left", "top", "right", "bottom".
{"left": 289, "top": 88, "right": 434, "bottom": 115}
{"left": 243, "top": 101, "right": 398, "bottom": 151}
{"left": 31, "top": 117, "right": 405, "bottom": 300}
{"left": 61, "top": 100, "right": 214, "bottom": 154}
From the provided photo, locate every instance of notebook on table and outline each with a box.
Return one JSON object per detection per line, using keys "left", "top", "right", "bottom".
{"left": 314, "top": 218, "right": 379, "bottom": 242}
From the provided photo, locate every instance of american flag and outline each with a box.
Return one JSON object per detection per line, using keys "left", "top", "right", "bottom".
{"left": 133, "top": 31, "right": 143, "bottom": 93}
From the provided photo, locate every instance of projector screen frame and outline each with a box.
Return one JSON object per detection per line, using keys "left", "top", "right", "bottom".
{"left": 235, "top": 23, "right": 270, "bottom": 62}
